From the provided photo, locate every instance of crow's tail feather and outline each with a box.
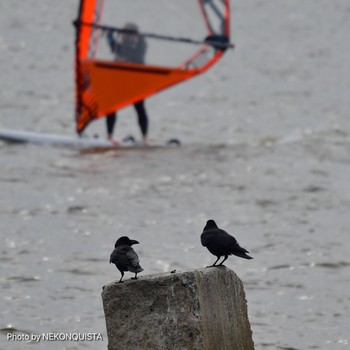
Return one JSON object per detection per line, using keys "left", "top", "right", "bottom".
{"left": 233, "top": 251, "right": 253, "bottom": 260}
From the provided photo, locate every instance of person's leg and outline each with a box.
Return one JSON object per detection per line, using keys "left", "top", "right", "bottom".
{"left": 106, "top": 112, "right": 117, "bottom": 140}
{"left": 134, "top": 101, "right": 148, "bottom": 140}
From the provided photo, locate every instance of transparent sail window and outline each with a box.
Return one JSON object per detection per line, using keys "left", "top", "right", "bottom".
{"left": 85, "top": 0, "right": 227, "bottom": 68}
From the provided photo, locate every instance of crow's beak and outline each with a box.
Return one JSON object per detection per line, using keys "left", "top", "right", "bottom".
{"left": 130, "top": 240, "right": 139, "bottom": 245}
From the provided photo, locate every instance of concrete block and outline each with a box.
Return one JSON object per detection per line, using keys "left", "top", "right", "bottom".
{"left": 102, "top": 267, "right": 254, "bottom": 350}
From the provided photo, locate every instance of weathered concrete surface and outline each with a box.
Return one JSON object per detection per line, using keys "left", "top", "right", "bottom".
{"left": 101, "top": 267, "right": 254, "bottom": 350}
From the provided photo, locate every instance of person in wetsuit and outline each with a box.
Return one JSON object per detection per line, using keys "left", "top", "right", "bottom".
{"left": 106, "top": 23, "right": 150, "bottom": 144}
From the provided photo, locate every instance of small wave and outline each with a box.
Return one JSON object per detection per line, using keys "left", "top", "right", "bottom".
{"left": 269, "top": 264, "right": 292, "bottom": 270}
{"left": 67, "top": 205, "right": 88, "bottom": 214}
{"left": 302, "top": 185, "right": 326, "bottom": 193}
{"left": 7, "top": 276, "right": 41, "bottom": 283}
{"left": 0, "top": 325, "right": 32, "bottom": 335}
{"left": 60, "top": 268, "right": 96, "bottom": 275}
{"left": 315, "top": 262, "right": 350, "bottom": 269}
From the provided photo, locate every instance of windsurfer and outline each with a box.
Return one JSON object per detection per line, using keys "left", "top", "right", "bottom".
{"left": 106, "top": 23, "right": 151, "bottom": 145}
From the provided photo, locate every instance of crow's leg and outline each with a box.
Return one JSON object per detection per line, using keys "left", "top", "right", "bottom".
{"left": 206, "top": 256, "right": 221, "bottom": 267}
{"left": 131, "top": 273, "right": 138, "bottom": 280}
{"left": 118, "top": 270, "right": 124, "bottom": 283}
{"left": 218, "top": 255, "right": 228, "bottom": 267}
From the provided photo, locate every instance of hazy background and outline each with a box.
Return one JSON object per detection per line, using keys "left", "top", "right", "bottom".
{"left": 1, "top": 1, "right": 350, "bottom": 349}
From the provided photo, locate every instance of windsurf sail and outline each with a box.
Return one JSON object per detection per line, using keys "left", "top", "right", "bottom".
{"left": 74, "top": 0, "right": 232, "bottom": 134}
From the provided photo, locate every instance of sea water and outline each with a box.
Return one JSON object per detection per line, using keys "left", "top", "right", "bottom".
{"left": 1, "top": 1, "right": 350, "bottom": 349}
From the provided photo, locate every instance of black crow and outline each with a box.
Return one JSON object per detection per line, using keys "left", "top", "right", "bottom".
{"left": 110, "top": 236, "right": 144, "bottom": 283}
{"left": 201, "top": 220, "right": 253, "bottom": 266}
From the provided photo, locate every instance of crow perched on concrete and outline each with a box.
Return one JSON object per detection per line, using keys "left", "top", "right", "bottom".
{"left": 201, "top": 220, "right": 253, "bottom": 266}
{"left": 110, "top": 236, "right": 144, "bottom": 283}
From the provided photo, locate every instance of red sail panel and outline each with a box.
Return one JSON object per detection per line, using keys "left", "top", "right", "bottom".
{"left": 86, "top": 61, "right": 201, "bottom": 117}
{"left": 75, "top": 0, "right": 103, "bottom": 134}
{"left": 77, "top": 1, "right": 96, "bottom": 58}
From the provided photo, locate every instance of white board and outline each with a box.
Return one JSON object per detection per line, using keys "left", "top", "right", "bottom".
{"left": 0, "top": 129, "right": 180, "bottom": 149}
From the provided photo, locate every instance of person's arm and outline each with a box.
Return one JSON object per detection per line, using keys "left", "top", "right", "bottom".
{"left": 139, "top": 36, "right": 147, "bottom": 63}
{"left": 106, "top": 30, "right": 117, "bottom": 53}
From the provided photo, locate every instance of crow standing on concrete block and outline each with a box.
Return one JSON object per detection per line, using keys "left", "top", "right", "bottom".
{"left": 110, "top": 236, "right": 144, "bottom": 283}
{"left": 201, "top": 220, "right": 253, "bottom": 267}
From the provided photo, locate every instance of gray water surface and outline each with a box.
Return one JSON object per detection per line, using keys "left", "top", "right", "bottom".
{"left": 1, "top": 1, "right": 350, "bottom": 349}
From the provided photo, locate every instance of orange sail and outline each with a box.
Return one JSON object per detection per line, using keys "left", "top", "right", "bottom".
{"left": 74, "top": 0, "right": 232, "bottom": 134}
